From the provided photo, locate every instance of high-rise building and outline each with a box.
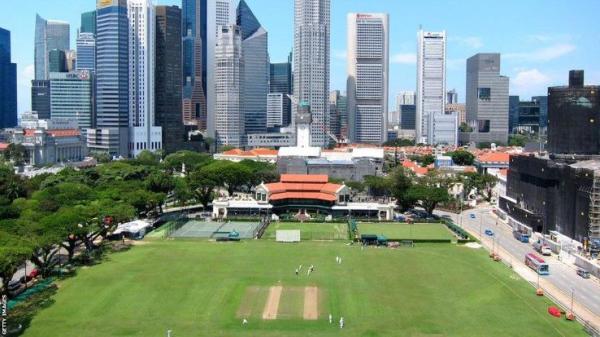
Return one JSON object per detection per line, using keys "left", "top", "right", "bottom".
{"left": 49, "top": 71, "right": 93, "bottom": 129}
{"left": 128, "top": 0, "right": 162, "bottom": 157}
{"left": 270, "top": 55, "right": 293, "bottom": 127}
{"left": 76, "top": 32, "right": 95, "bottom": 72}
{"left": 31, "top": 80, "right": 51, "bottom": 120}
{"left": 237, "top": 0, "right": 268, "bottom": 135}
{"left": 215, "top": 25, "right": 244, "bottom": 147}
{"left": 347, "top": 13, "right": 389, "bottom": 144}
{"left": 65, "top": 50, "right": 77, "bottom": 72}
{"left": 513, "top": 99, "right": 542, "bottom": 135}
{"left": 464, "top": 53, "right": 509, "bottom": 145}
{"left": 48, "top": 49, "right": 67, "bottom": 73}
{"left": 156, "top": 5, "right": 185, "bottom": 154}
{"left": 89, "top": 0, "right": 129, "bottom": 157}
{"left": 293, "top": 0, "right": 330, "bottom": 147}
{"left": 447, "top": 89, "right": 458, "bottom": 104}
{"left": 81, "top": 10, "right": 97, "bottom": 35}
{"left": 207, "top": 0, "right": 236, "bottom": 136}
{"left": 182, "top": 0, "right": 207, "bottom": 128}
{"left": 508, "top": 95, "right": 519, "bottom": 133}
{"left": 416, "top": 30, "right": 446, "bottom": 144}
{"left": 0, "top": 27, "right": 17, "bottom": 129}
{"left": 429, "top": 111, "right": 458, "bottom": 146}
{"left": 34, "top": 15, "right": 70, "bottom": 80}
{"left": 396, "top": 91, "right": 416, "bottom": 130}
{"left": 267, "top": 93, "right": 284, "bottom": 129}
{"left": 329, "top": 90, "right": 348, "bottom": 140}
{"left": 548, "top": 70, "right": 600, "bottom": 155}
{"left": 532, "top": 95, "right": 548, "bottom": 129}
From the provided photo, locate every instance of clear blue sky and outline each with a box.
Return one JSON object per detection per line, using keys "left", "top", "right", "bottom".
{"left": 2, "top": 0, "right": 600, "bottom": 114}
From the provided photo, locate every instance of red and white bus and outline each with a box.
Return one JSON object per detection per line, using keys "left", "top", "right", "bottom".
{"left": 525, "top": 253, "right": 549, "bottom": 275}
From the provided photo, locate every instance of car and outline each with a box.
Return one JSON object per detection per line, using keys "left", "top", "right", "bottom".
{"left": 7, "top": 279, "right": 22, "bottom": 292}
{"left": 484, "top": 229, "right": 494, "bottom": 236}
{"left": 19, "top": 268, "right": 40, "bottom": 283}
{"left": 576, "top": 268, "right": 591, "bottom": 279}
{"left": 469, "top": 214, "right": 476, "bottom": 219}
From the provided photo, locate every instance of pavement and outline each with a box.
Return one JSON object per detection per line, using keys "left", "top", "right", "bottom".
{"left": 437, "top": 206, "right": 600, "bottom": 330}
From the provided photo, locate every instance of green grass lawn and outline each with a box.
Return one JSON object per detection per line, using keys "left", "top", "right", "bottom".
{"left": 358, "top": 222, "right": 455, "bottom": 240}
{"left": 264, "top": 222, "right": 348, "bottom": 240}
{"left": 19, "top": 240, "right": 587, "bottom": 337}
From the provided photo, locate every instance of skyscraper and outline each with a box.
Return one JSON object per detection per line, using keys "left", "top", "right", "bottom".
{"left": 0, "top": 27, "right": 17, "bottom": 129}
{"left": 447, "top": 89, "right": 458, "bottom": 104}
{"left": 48, "top": 49, "right": 67, "bottom": 73}
{"left": 49, "top": 71, "right": 93, "bottom": 129}
{"left": 270, "top": 55, "right": 292, "bottom": 127}
{"left": 464, "top": 53, "right": 509, "bottom": 145}
{"left": 207, "top": 0, "right": 236, "bottom": 137}
{"left": 128, "top": 0, "right": 162, "bottom": 157}
{"left": 416, "top": 30, "right": 446, "bottom": 144}
{"left": 76, "top": 32, "right": 96, "bottom": 72}
{"left": 89, "top": 0, "right": 129, "bottom": 157}
{"left": 293, "top": 0, "right": 330, "bottom": 147}
{"left": 156, "top": 5, "right": 185, "bottom": 154}
{"left": 214, "top": 25, "right": 243, "bottom": 147}
{"left": 81, "top": 10, "right": 97, "bottom": 35}
{"left": 347, "top": 13, "right": 389, "bottom": 144}
{"left": 182, "top": 0, "right": 207, "bottom": 128}
{"left": 31, "top": 80, "right": 51, "bottom": 120}
{"left": 397, "top": 91, "right": 417, "bottom": 130}
{"left": 34, "top": 15, "right": 70, "bottom": 80}
{"left": 548, "top": 70, "right": 600, "bottom": 155}
{"left": 237, "top": 0, "right": 268, "bottom": 135}
{"left": 329, "top": 90, "right": 347, "bottom": 139}
{"left": 267, "top": 93, "right": 284, "bottom": 129}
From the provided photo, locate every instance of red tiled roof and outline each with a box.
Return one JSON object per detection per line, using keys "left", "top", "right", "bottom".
{"left": 269, "top": 192, "right": 337, "bottom": 202}
{"left": 47, "top": 129, "right": 80, "bottom": 137}
{"left": 477, "top": 152, "right": 510, "bottom": 163}
{"left": 24, "top": 129, "right": 36, "bottom": 136}
{"left": 222, "top": 148, "right": 278, "bottom": 157}
{"left": 0, "top": 143, "right": 9, "bottom": 151}
{"left": 280, "top": 174, "right": 329, "bottom": 184}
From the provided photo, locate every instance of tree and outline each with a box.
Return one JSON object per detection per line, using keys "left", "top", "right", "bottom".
{"left": 162, "top": 151, "right": 212, "bottom": 174}
{"left": 89, "top": 151, "right": 111, "bottom": 164}
{"left": 407, "top": 184, "right": 450, "bottom": 216}
{"left": 508, "top": 134, "right": 527, "bottom": 147}
{"left": 390, "top": 167, "right": 416, "bottom": 211}
{"left": 239, "top": 160, "right": 279, "bottom": 187}
{"left": 459, "top": 122, "right": 473, "bottom": 133}
{"left": 219, "top": 145, "right": 236, "bottom": 152}
{"left": 3, "top": 143, "right": 28, "bottom": 166}
{"left": 145, "top": 171, "right": 175, "bottom": 194}
{"left": 383, "top": 138, "right": 415, "bottom": 147}
{"left": 0, "top": 232, "right": 32, "bottom": 295}
{"left": 202, "top": 161, "right": 252, "bottom": 195}
{"left": 188, "top": 167, "right": 220, "bottom": 208}
{"left": 448, "top": 150, "right": 475, "bottom": 166}
{"left": 133, "top": 150, "right": 161, "bottom": 166}
{"left": 364, "top": 175, "right": 391, "bottom": 197}
{"left": 172, "top": 177, "right": 193, "bottom": 207}
{"left": 345, "top": 181, "right": 365, "bottom": 194}
{"left": 460, "top": 172, "right": 498, "bottom": 201}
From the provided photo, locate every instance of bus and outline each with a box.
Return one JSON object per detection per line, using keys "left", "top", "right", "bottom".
{"left": 513, "top": 230, "right": 530, "bottom": 243}
{"left": 525, "top": 253, "right": 549, "bottom": 275}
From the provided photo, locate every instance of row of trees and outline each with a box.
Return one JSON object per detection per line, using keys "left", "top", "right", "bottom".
{"left": 0, "top": 150, "right": 279, "bottom": 295}
{"left": 344, "top": 167, "right": 497, "bottom": 216}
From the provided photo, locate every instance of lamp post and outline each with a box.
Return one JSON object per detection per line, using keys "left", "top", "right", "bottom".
{"left": 567, "top": 288, "right": 575, "bottom": 320}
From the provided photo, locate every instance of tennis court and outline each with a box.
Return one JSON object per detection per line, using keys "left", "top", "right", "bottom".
{"left": 170, "top": 220, "right": 261, "bottom": 239}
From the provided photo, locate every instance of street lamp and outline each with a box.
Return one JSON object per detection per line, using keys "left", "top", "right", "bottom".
{"left": 567, "top": 288, "right": 575, "bottom": 321}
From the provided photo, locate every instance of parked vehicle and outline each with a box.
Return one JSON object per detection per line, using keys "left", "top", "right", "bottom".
{"left": 533, "top": 240, "right": 552, "bottom": 256}
{"left": 513, "top": 231, "right": 530, "bottom": 243}
{"left": 7, "top": 279, "right": 22, "bottom": 295}
{"left": 485, "top": 229, "right": 494, "bottom": 236}
{"left": 19, "top": 268, "right": 40, "bottom": 283}
{"left": 576, "top": 268, "right": 591, "bottom": 279}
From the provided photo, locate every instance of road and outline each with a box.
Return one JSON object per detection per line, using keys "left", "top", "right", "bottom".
{"left": 438, "top": 207, "right": 600, "bottom": 318}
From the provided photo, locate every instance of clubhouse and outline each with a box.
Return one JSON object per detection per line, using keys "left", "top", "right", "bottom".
{"left": 212, "top": 174, "right": 395, "bottom": 220}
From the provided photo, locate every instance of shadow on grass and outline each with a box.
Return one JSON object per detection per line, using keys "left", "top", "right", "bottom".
{"left": 6, "top": 285, "right": 58, "bottom": 337}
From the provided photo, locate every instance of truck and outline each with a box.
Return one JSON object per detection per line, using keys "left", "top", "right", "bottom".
{"left": 513, "top": 230, "right": 530, "bottom": 243}
{"left": 533, "top": 240, "right": 552, "bottom": 256}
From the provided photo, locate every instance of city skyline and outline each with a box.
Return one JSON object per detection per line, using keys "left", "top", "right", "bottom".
{"left": 2, "top": 1, "right": 599, "bottom": 116}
